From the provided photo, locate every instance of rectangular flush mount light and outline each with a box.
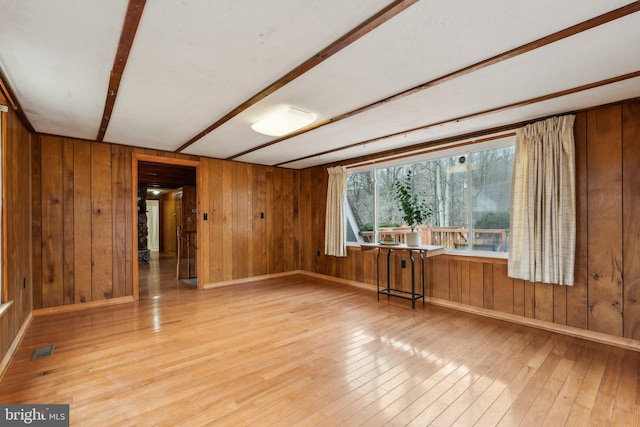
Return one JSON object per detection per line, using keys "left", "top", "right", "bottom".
{"left": 251, "top": 105, "right": 316, "bottom": 137}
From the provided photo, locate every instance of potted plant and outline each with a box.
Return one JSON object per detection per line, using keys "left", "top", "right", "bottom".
{"left": 394, "top": 170, "right": 433, "bottom": 246}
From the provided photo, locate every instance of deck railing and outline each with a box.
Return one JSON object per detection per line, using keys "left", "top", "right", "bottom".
{"left": 359, "top": 226, "right": 508, "bottom": 251}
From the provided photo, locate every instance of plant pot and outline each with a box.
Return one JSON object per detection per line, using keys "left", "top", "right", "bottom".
{"left": 406, "top": 231, "right": 421, "bottom": 247}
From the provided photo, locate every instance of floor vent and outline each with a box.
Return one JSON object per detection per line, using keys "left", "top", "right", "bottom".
{"left": 31, "top": 345, "right": 55, "bottom": 360}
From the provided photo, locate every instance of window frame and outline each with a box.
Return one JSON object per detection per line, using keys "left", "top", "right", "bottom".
{"left": 346, "top": 135, "right": 515, "bottom": 258}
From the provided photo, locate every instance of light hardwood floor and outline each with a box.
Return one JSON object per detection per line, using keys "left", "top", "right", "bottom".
{"left": 1, "top": 254, "right": 639, "bottom": 426}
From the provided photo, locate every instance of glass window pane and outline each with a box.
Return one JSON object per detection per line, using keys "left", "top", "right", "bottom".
{"left": 412, "top": 156, "right": 468, "bottom": 249}
{"left": 346, "top": 171, "right": 374, "bottom": 243}
{"left": 470, "top": 146, "right": 515, "bottom": 252}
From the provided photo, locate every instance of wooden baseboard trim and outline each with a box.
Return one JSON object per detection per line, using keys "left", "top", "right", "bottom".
{"left": 32, "top": 296, "right": 135, "bottom": 317}
{"left": 300, "top": 271, "right": 377, "bottom": 292}
{"left": 202, "top": 270, "right": 303, "bottom": 290}
{"left": 0, "top": 312, "right": 33, "bottom": 383}
{"left": 426, "top": 297, "right": 640, "bottom": 352}
{"left": 305, "top": 271, "right": 640, "bottom": 352}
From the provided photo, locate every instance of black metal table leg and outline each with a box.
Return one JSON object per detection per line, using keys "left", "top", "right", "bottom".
{"left": 410, "top": 250, "right": 415, "bottom": 308}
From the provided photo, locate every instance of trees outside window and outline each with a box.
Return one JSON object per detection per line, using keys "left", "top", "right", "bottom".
{"left": 346, "top": 138, "right": 515, "bottom": 254}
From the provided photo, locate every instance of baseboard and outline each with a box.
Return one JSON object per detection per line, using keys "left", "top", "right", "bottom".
{"left": 304, "top": 271, "right": 640, "bottom": 352}
{"left": 32, "top": 296, "right": 135, "bottom": 317}
{"left": 299, "top": 271, "right": 377, "bottom": 292}
{"left": 202, "top": 270, "right": 304, "bottom": 290}
{"left": 0, "top": 312, "right": 33, "bottom": 383}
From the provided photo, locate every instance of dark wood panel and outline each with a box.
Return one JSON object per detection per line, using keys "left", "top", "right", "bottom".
{"left": 270, "top": 168, "right": 284, "bottom": 274}
{"left": 567, "top": 111, "right": 589, "bottom": 329}
{"left": 207, "top": 158, "right": 224, "bottom": 283}
{"left": 62, "top": 140, "right": 75, "bottom": 304}
{"left": 468, "top": 261, "right": 484, "bottom": 308}
{"left": 622, "top": 100, "right": 640, "bottom": 339}
{"left": 534, "top": 282, "right": 554, "bottom": 322}
{"left": 221, "top": 161, "right": 233, "bottom": 281}
{"left": 40, "top": 137, "right": 64, "bottom": 308}
{"left": 460, "top": 260, "right": 470, "bottom": 305}
{"left": 587, "top": 105, "right": 623, "bottom": 336}
{"left": 483, "top": 263, "right": 494, "bottom": 310}
{"left": 493, "top": 263, "right": 513, "bottom": 314}
{"left": 553, "top": 284, "right": 567, "bottom": 325}
{"left": 73, "top": 140, "right": 93, "bottom": 303}
{"left": 449, "top": 259, "right": 461, "bottom": 303}
{"left": 1, "top": 106, "right": 32, "bottom": 358}
{"left": 252, "top": 165, "right": 267, "bottom": 277}
{"left": 112, "top": 145, "right": 130, "bottom": 298}
{"left": 31, "top": 135, "right": 42, "bottom": 310}
{"left": 431, "top": 257, "right": 449, "bottom": 300}
{"left": 91, "top": 143, "right": 114, "bottom": 300}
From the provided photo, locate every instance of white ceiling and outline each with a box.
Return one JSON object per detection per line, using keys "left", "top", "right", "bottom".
{"left": 1, "top": 0, "right": 639, "bottom": 169}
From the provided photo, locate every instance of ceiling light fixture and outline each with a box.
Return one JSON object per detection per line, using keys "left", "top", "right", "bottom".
{"left": 251, "top": 105, "right": 316, "bottom": 137}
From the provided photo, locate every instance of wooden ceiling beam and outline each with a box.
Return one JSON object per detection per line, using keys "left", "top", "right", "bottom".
{"left": 277, "top": 70, "right": 640, "bottom": 168}
{"left": 174, "top": 0, "right": 419, "bottom": 153}
{"left": 231, "top": 1, "right": 640, "bottom": 162}
{"left": 96, "top": 0, "right": 146, "bottom": 142}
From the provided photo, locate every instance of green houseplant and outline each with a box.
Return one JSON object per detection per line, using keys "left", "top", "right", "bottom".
{"left": 394, "top": 170, "right": 433, "bottom": 246}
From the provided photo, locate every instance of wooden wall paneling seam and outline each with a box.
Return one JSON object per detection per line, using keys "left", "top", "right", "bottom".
{"left": 469, "top": 261, "right": 484, "bottom": 308}
{"left": 31, "top": 135, "right": 42, "bottom": 309}
{"left": 622, "top": 100, "right": 640, "bottom": 339}
{"left": 90, "top": 142, "right": 114, "bottom": 300}
{"left": 221, "top": 161, "right": 233, "bottom": 281}
{"left": 534, "top": 282, "right": 554, "bottom": 322}
{"left": 111, "top": 145, "right": 129, "bottom": 298}
{"left": 483, "top": 263, "right": 494, "bottom": 310}
{"left": 251, "top": 164, "right": 266, "bottom": 277}
{"left": 62, "top": 139, "right": 75, "bottom": 304}
{"left": 73, "top": 140, "right": 92, "bottom": 303}
{"left": 272, "top": 168, "right": 284, "bottom": 273}
{"left": 197, "top": 159, "right": 209, "bottom": 287}
{"left": 40, "top": 137, "right": 64, "bottom": 308}
{"left": 567, "top": 111, "right": 589, "bottom": 329}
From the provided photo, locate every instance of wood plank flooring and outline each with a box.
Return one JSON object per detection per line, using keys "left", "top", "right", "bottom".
{"left": 1, "top": 253, "right": 639, "bottom": 426}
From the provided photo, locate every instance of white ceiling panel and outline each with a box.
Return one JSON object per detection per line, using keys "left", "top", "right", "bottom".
{"left": 281, "top": 76, "right": 640, "bottom": 169}
{"left": 236, "top": 12, "right": 640, "bottom": 166}
{"left": 183, "top": 0, "right": 636, "bottom": 159}
{"left": 103, "top": 0, "right": 392, "bottom": 149}
{"left": 0, "top": 0, "right": 128, "bottom": 139}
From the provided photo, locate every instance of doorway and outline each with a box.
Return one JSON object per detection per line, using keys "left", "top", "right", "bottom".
{"left": 132, "top": 154, "right": 200, "bottom": 299}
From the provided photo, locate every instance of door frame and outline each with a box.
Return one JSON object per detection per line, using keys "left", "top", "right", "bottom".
{"left": 132, "top": 153, "right": 202, "bottom": 299}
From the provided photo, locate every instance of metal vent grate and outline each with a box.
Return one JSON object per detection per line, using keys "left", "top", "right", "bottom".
{"left": 31, "top": 345, "right": 55, "bottom": 360}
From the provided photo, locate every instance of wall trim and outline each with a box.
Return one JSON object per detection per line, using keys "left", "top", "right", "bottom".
{"left": 202, "top": 270, "right": 304, "bottom": 290}
{"left": 0, "top": 312, "right": 33, "bottom": 383}
{"left": 32, "top": 296, "right": 134, "bottom": 317}
{"left": 303, "top": 271, "right": 640, "bottom": 352}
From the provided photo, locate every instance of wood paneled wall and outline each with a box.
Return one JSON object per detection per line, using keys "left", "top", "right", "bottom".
{"left": 1, "top": 106, "right": 32, "bottom": 358}
{"left": 32, "top": 136, "right": 135, "bottom": 308}
{"left": 301, "top": 99, "right": 640, "bottom": 341}
{"left": 198, "top": 159, "right": 300, "bottom": 284}
{"left": 30, "top": 138, "right": 300, "bottom": 308}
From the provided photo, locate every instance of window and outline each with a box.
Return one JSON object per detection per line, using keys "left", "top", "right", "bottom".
{"left": 346, "top": 137, "right": 515, "bottom": 255}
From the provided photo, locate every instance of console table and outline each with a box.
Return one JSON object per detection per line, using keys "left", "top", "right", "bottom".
{"left": 361, "top": 243, "right": 445, "bottom": 308}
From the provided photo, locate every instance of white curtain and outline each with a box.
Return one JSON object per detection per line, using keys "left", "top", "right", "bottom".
{"left": 508, "top": 115, "right": 576, "bottom": 285}
{"left": 325, "top": 166, "right": 348, "bottom": 257}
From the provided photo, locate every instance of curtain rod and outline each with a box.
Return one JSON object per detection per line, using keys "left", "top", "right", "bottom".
{"left": 345, "top": 131, "right": 517, "bottom": 169}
